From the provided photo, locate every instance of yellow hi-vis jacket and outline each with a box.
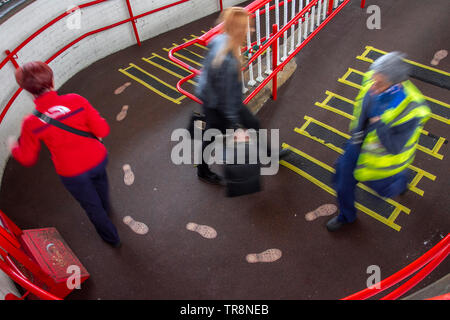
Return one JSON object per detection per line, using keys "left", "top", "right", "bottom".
{"left": 350, "top": 71, "right": 431, "bottom": 182}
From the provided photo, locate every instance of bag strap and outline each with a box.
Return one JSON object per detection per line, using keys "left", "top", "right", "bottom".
{"left": 33, "top": 109, "right": 99, "bottom": 140}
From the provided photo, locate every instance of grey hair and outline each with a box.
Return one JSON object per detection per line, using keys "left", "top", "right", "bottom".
{"left": 369, "top": 51, "right": 411, "bottom": 84}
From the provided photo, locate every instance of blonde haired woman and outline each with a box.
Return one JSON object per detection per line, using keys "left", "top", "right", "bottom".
{"left": 195, "top": 7, "right": 261, "bottom": 184}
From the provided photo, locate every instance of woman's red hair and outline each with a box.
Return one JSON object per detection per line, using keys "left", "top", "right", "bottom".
{"left": 15, "top": 61, "right": 54, "bottom": 96}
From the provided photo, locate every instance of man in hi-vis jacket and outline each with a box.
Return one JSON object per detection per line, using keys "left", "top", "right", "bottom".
{"left": 326, "top": 52, "right": 431, "bottom": 231}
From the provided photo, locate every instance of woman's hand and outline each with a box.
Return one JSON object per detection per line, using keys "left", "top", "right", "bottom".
{"left": 233, "top": 129, "right": 249, "bottom": 142}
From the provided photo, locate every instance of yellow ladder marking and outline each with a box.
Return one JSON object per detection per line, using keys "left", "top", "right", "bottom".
{"left": 295, "top": 115, "right": 437, "bottom": 197}
{"left": 281, "top": 143, "right": 409, "bottom": 232}
{"left": 119, "top": 64, "right": 185, "bottom": 104}
{"left": 357, "top": 46, "right": 450, "bottom": 77}
{"left": 142, "top": 54, "right": 197, "bottom": 86}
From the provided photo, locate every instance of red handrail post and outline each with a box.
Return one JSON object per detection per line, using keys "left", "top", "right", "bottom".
{"left": 4, "top": 50, "right": 19, "bottom": 69}
{"left": 327, "top": 0, "right": 334, "bottom": 15}
{"left": 271, "top": 24, "right": 278, "bottom": 100}
{"left": 125, "top": 0, "right": 141, "bottom": 46}
{"left": 219, "top": 0, "right": 223, "bottom": 11}
{"left": 360, "top": 0, "right": 366, "bottom": 9}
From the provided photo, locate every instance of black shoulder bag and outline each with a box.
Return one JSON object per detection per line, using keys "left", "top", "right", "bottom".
{"left": 33, "top": 110, "right": 101, "bottom": 141}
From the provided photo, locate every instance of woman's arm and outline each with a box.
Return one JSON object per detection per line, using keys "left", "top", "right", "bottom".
{"left": 10, "top": 118, "right": 41, "bottom": 166}
{"left": 221, "top": 59, "right": 243, "bottom": 129}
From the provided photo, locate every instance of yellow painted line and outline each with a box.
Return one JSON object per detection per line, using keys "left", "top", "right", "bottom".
{"left": 357, "top": 182, "right": 411, "bottom": 214}
{"left": 423, "top": 96, "right": 450, "bottom": 125}
{"left": 281, "top": 143, "right": 403, "bottom": 231}
{"left": 184, "top": 38, "right": 209, "bottom": 50}
{"left": 163, "top": 47, "right": 203, "bottom": 67}
{"left": 315, "top": 90, "right": 355, "bottom": 120}
{"left": 417, "top": 128, "right": 445, "bottom": 160}
{"left": 355, "top": 45, "right": 373, "bottom": 63}
{"left": 338, "top": 68, "right": 363, "bottom": 89}
{"left": 408, "top": 164, "right": 436, "bottom": 181}
{"left": 172, "top": 43, "right": 205, "bottom": 59}
{"left": 357, "top": 46, "right": 450, "bottom": 77}
{"left": 387, "top": 208, "right": 403, "bottom": 227}
{"left": 294, "top": 116, "right": 435, "bottom": 197}
{"left": 119, "top": 63, "right": 185, "bottom": 104}
{"left": 146, "top": 53, "right": 191, "bottom": 72}
{"left": 142, "top": 55, "right": 197, "bottom": 86}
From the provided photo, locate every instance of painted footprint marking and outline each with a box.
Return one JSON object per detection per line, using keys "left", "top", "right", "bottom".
{"left": 123, "top": 164, "right": 135, "bottom": 186}
{"left": 186, "top": 222, "right": 217, "bottom": 239}
{"left": 116, "top": 105, "right": 129, "bottom": 121}
{"left": 305, "top": 204, "right": 337, "bottom": 222}
{"left": 123, "top": 216, "right": 149, "bottom": 235}
{"left": 114, "top": 82, "right": 131, "bottom": 95}
{"left": 246, "top": 249, "right": 282, "bottom": 263}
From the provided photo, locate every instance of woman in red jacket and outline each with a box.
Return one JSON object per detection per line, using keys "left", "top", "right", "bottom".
{"left": 7, "top": 61, "right": 120, "bottom": 247}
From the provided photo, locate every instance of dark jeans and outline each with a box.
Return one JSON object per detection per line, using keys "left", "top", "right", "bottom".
{"left": 198, "top": 106, "right": 260, "bottom": 172}
{"left": 334, "top": 140, "right": 408, "bottom": 223}
{"left": 60, "top": 157, "right": 120, "bottom": 245}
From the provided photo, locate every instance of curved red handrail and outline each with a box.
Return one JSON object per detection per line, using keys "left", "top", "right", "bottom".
{"left": 0, "top": 258, "right": 61, "bottom": 300}
{"left": 427, "top": 293, "right": 450, "bottom": 300}
{"left": 342, "top": 234, "right": 450, "bottom": 300}
{"left": 0, "top": 0, "right": 190, "bottom": 125}
{"left": 169, "top": 0, "right": 351, "bottom": 105}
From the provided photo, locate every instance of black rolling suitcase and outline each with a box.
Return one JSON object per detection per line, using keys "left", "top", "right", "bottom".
{"left": 224, "top": 140, "right": 261, "bottom": 197}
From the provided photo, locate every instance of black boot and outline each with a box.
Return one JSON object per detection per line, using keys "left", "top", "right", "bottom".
{"left": 197, "top": 166, "right": 224, "bottom": 185}
{"left": 326, "top": 216, "right": 345, "bottom": 232}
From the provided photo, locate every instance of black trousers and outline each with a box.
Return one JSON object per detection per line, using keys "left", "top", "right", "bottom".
{"left": 198, "top": 106, "right": 260, "bottom": 172}
{"left": 60, "top": 157, "right": 120, "bottom": 245}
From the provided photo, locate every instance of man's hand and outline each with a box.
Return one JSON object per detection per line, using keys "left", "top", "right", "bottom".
{"left": 369, "top": 116, "right": 381, "bottom": 124}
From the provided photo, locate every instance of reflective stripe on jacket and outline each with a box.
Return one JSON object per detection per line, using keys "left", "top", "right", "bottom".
{"left": 352, "top": 73, "right": 431, "bottom": 181}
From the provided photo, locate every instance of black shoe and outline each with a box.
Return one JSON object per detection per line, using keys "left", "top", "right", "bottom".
{"left": 197, "top": 169, "right": 224, "bottom": 185}
{"left": 110, "top": 241, "right": 122, "bottom": 248}
{"left": 326, "top": 216, "right": 345, "bottom": 232}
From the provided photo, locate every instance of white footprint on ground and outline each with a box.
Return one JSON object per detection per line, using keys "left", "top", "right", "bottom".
{"left": 431, "top": 50, "right": 448, "bottom": 66}
{"left": 114, "top": 82, "right": 131, "bottom": 95}
{"left": 116, "top": 105, "right": 129, "bottom": 121}
{"left": 246, "top": 249, "right": 282, "bottom": 263}
{"left": 123, "top": 216, "right": 148, "bottom": 235}
{"left": 186, "top": 222, "right": 217, "bottom": 239}
{"left": 305, "top": 204, "right": 337, "bottom": 222}
{"left": 123, "top": 164, "right": 135, "bottom": 186}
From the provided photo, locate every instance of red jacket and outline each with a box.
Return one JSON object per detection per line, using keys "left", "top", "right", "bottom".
{"left": 11, "top": 91, "right": 109, "bottom": 177}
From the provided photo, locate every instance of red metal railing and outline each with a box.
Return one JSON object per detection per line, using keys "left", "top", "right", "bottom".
{"left": 0, "top": 210, "right": 60, "bottom": 300}
{"left": 342, "top": 234, "right": 450, "bottom": 300}
{"left": 0, "top": 1, "right": 188, "bottom": 299}
{"left": 0, "top": 0, "right": 190, "bottom": 125}
{"left": 168, "top": 0, "right": 354, "bottom": 105}
{"left": 0, "top": 258, "right": 61, "bottom": 300}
